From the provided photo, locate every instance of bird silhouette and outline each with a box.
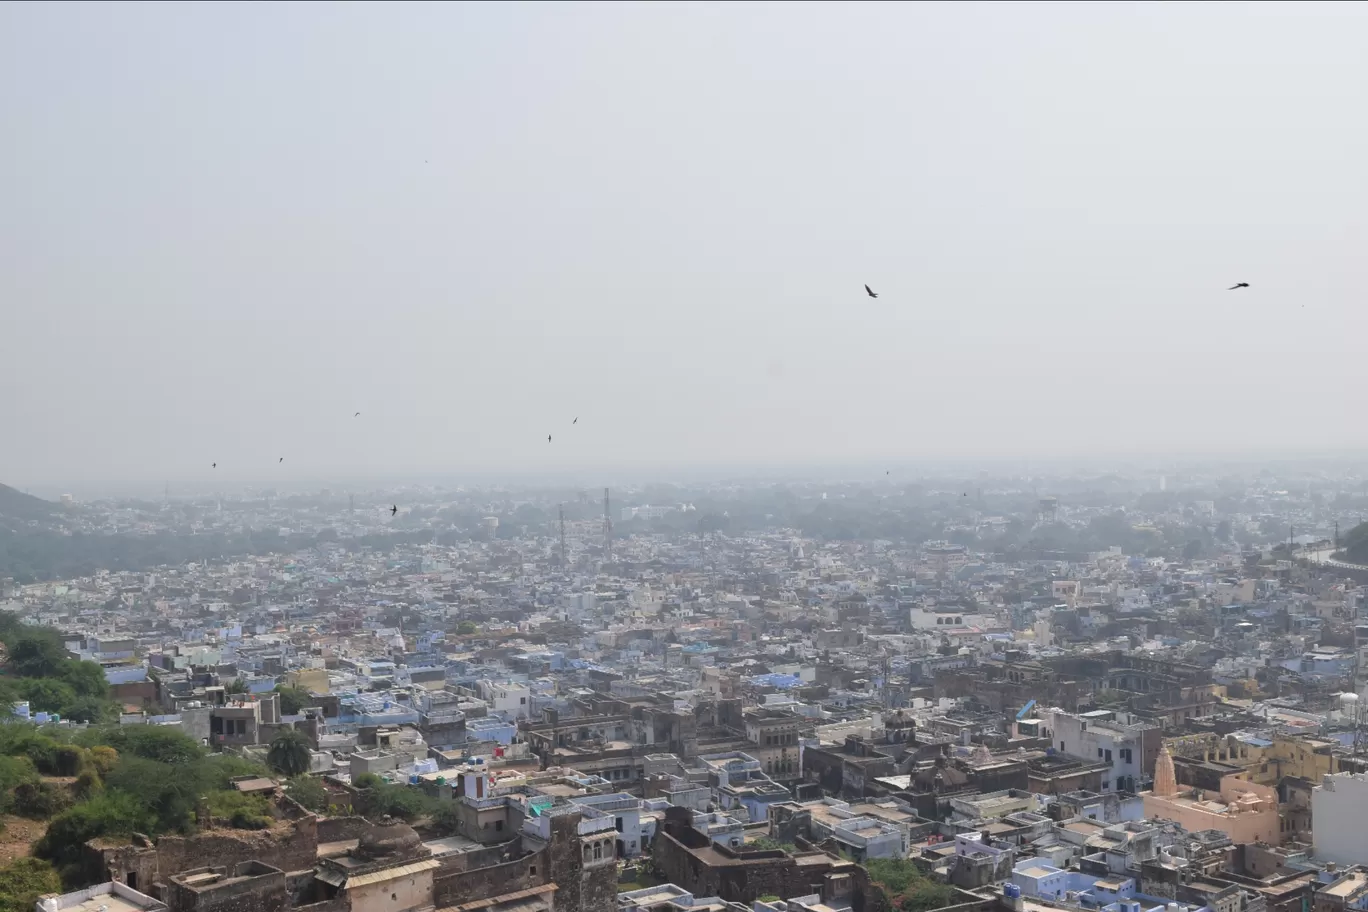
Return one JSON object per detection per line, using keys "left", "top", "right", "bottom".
{"left": 548, "top": 435, "right": 552, "bottom": 443}
{"left": 865, "top": 284, "right": 878, "bottom": 299}
{"left": 278, "top": 457, "right": 283, "bottom": 463}
{"left": 211, "top": 463, "right": 216, "bottom": 469}
{"left": 573, "top": 417, "right": 578, "bottom": 425}
{"left": 1228, "top": 282, "right": 1249, "bottom": 290}
{"left": 354, "top": 411, "right": 361, "bottom": 417}
{"left": 390, "top": 505, "right": 398, "bottom": 516}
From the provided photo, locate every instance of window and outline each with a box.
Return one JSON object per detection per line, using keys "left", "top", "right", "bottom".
{"left": 1120, "top": 748, "right": 1132, "bottom": 764}
{"left": 520, "top": 697, "right": 527, "bottom": 704}
{"left": 1105, "top": 749, "right": 1112, "bottom": 763}
{"left": 496, "top": 820, "right": 503, "bottom": 831}
{"left": 1060, "top": 741, "right": 1066, "bottom": 752}
{"left": 530, "top": 866, "right": 537, "bottom": 876}
{"left": 1098, "top": 748, "right": 1104, "bottom": 758}
{"left": 594, "top": 842, "right": 602, "bottom": 860}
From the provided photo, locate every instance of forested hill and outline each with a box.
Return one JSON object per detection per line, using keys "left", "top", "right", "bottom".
{"left": 0, "top": 484, "right": 59, "bottom": 523}
{"left": 1342, "top": 521, "right": 1368, "bottom": 564}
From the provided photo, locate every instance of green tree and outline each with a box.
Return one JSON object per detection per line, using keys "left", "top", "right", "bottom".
{"left": 266, "top": 729, "right": 311, "bottom": 777}
{"left": 0, "top": 857, "right": 62, "bottom": 912}
{"left": 60, "top": 696, "right": 115, "bottom": 725}
{"left": 7, "top": 631, "right": 67, "bottom": 679}
{"left": 224, "top": 678, "right": 250, "bottom": 695}
{"left": 273, "top": 686, "right": 311, "bottom": 716}
{"left": 456, "top": 621, "right": 478, "bottom": 636}
{"left": 105, "top": 757, "right": 210, "bottom": 834}
{"left": 59, "top": 660, "right": 111, "bottom": 699}
{"left": 284, "top": 775, "right": 328, "bottom": 813}
{"left": 16, "top": 679, "right": 76, "bottom": 715}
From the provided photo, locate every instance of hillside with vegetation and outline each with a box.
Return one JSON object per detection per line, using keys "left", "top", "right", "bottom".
{"left": 1339, "top": 521, "right": 1368, "bottom": 564}
{"left": 0, "top": 614, "right": 119, "bottom": 725}
{"left": 0, "top": 485, "right": 58, "bottom": 526}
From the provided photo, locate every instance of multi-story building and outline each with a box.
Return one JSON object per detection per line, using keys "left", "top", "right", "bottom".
{"left": 1042, "top": 708, "right": 1161, "bottom": 793}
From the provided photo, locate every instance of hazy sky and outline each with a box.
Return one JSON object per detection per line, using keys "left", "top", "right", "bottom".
{"left": 4, "top": 1, "right": 1367, "bottom": 490}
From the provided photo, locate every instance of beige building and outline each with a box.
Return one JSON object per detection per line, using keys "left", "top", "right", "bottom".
{"left": 1141, "top": 744, "right": 1281, "bottom": 846}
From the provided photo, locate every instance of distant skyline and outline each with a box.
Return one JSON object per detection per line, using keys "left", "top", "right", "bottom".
{"left": 3, "top": 1, "right": 1367, "bottom": 489}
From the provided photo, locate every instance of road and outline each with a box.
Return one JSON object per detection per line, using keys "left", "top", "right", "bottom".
{"left": 1304, "top": 548, "right": 1368, "bottom": 571}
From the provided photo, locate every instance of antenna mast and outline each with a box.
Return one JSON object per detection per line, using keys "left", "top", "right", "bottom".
{"left": 559, "top": 505, "right": 568, "bottom": 570}
{"left": 603, "top": 488, "right": 612, "bottom": 563}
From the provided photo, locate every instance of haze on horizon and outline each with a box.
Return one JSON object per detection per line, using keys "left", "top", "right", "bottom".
{"left": 3, "top": 1, "right": 1367, "bottom": 492}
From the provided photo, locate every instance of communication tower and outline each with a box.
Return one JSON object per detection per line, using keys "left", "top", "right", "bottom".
{"left": 559, "top": 505, "right": 568, "bottom": 569}
{"left": 603, "top": 488, "right": 612, "bottom": 562}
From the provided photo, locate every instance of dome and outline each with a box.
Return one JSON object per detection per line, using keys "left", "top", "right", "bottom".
{"left": 356, "top": 817, "right": 423, "bottom": 861}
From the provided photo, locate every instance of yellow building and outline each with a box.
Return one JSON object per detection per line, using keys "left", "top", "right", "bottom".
{"left": 1164, "top": 732, "right": 1343, "bottom": 786}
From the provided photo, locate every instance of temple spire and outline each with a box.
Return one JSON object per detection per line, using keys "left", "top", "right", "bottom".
{"left": 1153, "top": 743, "right": 1178, "bottom": 797}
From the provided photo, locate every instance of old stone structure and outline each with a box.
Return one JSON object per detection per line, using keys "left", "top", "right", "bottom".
{"left": 652, "top": 806, "right": 866, "bottom": 905}
{"left": 85, "top": 795, "right": 618, "bottom": 912}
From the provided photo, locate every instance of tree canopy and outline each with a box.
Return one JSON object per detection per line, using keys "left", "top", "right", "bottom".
{"left": 0, "top": 613, "right": 118, "bottom": 724}
{"left": 267, "top": 729, "right": 311, "bottom": 777}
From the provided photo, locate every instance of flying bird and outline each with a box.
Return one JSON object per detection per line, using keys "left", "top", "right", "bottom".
{"left": 278, "top": 457, "right": 283, "bottom": 463}
{"left": 1228, "top": 282, "right": 1249, "bottom": 290}
{"left": 865, "top": 284, "right": 878, "bottom": 299}
{"left": 354, "top": 411, "right": 361, "bottom": 417}
{"left": 211, "top": 463, "right": 216, "bottom": 469}
{"left": 573, "top": 417, "right": 578, "bottom": 425}
{"left": 548, "top": 435, "right": 552, "bottom": 443}
{"left": 390, "top": 505, "right": 398, "bottom": 516}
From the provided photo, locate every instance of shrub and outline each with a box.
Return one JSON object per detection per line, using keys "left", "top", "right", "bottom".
{"left": 284, "top": 776, "right": 328, "bottom": 814}
{"left": 51, "top": 745, "right": 89, "bottom": 777}
{"left": 11, "top": 781, "right": 70, "bottom": 819}
{"left": 0, "top": 857, "right": 62, "bottom": 912}
{"left": 73, "top": 770, "right": 104, "bottom": 801}
{"left": 35, "top": 792, "right": 155, "bottom": 871}
{"left": 0, "top": 756, "right": 39, "bottom": 795}
{"left": 84, "top": 725, "right": 204, "bottom": 764}
{"left": 201, "top": 754, "right": 270, "bottom": 791}
{"left": 87, "top": 746, "right": 118, "bottom": 777}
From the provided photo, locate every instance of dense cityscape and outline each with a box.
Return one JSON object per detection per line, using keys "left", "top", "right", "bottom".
{"left": 0, "top": 464, "right": 1367, "bottom": 912}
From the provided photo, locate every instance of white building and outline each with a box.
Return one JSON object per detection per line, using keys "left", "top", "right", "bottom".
{"left": 1041, "top": 709, "right": 1155, "bottom": 793}
{"left": 477, "top": 680, "right": 531, "bottom": 720}
{"left": 1312, "top": 771, "right": 1368, "bottom": 866}
{"left": 908, "top": 606, "right": 988, "bottom": 632}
